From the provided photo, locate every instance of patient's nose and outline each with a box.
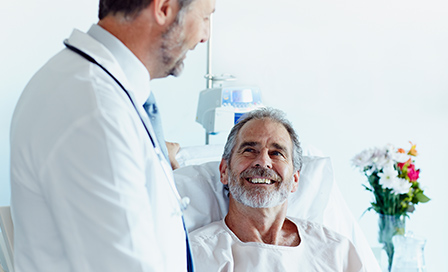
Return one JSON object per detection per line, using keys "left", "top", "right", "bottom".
{"left": 252, "top": 150, "right": 272, "bottom": 169}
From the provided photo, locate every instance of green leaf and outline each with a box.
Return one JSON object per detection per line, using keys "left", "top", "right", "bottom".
{"left": 415, "top": 191, "right": 431, "bottom": 203}
{"left": 362, "top": 184, "right": 372, "bottom": 192}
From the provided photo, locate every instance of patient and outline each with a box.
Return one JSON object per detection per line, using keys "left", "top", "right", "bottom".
{"left": 189, "top": 107, "right": 365, "bottom": 271}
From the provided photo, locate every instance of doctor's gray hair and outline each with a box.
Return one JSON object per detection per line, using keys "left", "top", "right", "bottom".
{"left": 99, "top": 0, "right": 195, "bottom": 20}
{"left": 222, "top": 107, "right": 303, "bottom": 172}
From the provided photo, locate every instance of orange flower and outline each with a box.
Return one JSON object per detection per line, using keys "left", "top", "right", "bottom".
{"left": 398, "top": 158, "right": 412, "bottom": 170}
{"left": 408, "top": 141, "right": 418, "bottom": 156}
{"left": 397, "top": 148, "right": 406, "bottom": 154}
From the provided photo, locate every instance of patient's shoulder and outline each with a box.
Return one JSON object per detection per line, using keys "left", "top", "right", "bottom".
{"left": 289, "top": 216, "right": 352, "bottom": 244}
{"left": 189, "top": 219, "right": 229, "bottom": 245}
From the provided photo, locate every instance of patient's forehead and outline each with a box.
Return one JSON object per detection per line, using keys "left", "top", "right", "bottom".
{"left": 234, "top": 118, "right": 293, "bottom": 154}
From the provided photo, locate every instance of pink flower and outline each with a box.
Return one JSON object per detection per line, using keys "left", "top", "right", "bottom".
{"left": 407, "top": 165, "right": 420, "bottom": 182}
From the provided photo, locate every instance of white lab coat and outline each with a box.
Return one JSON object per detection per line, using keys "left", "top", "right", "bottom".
{"left": 10, "top": 26, "right": 187, "bottom": 272}
{"left": 190, "top": 217, "right": 365, "bottom": 272}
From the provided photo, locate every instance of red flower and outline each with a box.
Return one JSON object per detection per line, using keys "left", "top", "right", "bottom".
{"left": 407, "top": 166, "right": 420, "bottom": 182}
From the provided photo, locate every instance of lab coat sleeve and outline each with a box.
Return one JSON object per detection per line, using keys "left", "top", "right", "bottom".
{"left": 38, "top": 107, "right": 160, "bottom": 271}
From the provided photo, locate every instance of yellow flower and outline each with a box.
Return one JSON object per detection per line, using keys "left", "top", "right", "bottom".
{"left": 408, "top": 141, "right": 418, "bottom": 156}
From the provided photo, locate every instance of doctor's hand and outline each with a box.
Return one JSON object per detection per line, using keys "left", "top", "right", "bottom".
{"left": 166, "top": 141, "right": 180, "bottom": 170}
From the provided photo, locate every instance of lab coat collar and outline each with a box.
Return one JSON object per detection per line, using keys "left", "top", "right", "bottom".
{"left": 65, "top": 26, "right": 151, "bottom": 107}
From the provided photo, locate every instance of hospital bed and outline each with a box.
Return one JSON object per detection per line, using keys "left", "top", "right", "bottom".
{"left": 0, "top": 207, "right": 13, "bottom": 272}
{"left": 174, "top": 144, "right": 381, "bottom": 271}
{"left": 0, "top": 144, "right": 381, "bottom": 271}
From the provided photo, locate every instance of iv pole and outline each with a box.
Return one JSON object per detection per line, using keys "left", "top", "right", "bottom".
{"left": 206, "top": 15, "right": 213, "bottom": 90}
{"left": 203, "top": 14, "right": 235, "bottom": 145}
{"left": 204, "top": 15, "right": 213, "bottom": 144}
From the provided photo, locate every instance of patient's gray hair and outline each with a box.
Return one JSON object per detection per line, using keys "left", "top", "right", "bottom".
{"left": 222, "top": 107, "right": 303, "bottom": 172}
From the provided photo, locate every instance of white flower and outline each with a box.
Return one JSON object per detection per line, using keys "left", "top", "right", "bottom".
{"left": 375, "top": 155, "right": 392, "bottom": 170}
{"left": 370, "top": 147, "right": 385, "bottom": 163}
{"left": 371, "top": 147, "right": 391, "bottom": 171}
{"left": 392, "top": 178, "right": 412, "bottom": 194}
{"left": 384, "top": 143, "right": 395, "bottom": 154}
{"left": 378, "top": 165, "right": 411, "bottom": 195}
{"left": 378, "top": 165, "right": 399, "bottom": 189}
{"left": 352, "top": 149, "right": 374, "bottom": 168}
{"left": 390, "top": 152, "right": 410, "bottom": 163}
{"left": 365, "top": 168, "right": 375, "bottom": 176}
{"left": 383, "top": 162, "right": 396, "bottom": 172}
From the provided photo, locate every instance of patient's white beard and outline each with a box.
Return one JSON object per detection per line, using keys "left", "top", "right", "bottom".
{"left": 227, "top": 169, "right": 293, "bottom": 208}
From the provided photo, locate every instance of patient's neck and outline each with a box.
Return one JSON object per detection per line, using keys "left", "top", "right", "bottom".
{"left": 225, "top": 197, "right": 300, "bottom": 247}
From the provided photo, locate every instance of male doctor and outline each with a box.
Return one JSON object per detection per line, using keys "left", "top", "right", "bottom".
{"left": 10, "top": 0, "right": 215, "bottom": 271}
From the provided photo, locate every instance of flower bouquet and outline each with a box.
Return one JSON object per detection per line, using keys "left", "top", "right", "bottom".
{"left": 352, "top": 142, "right": 430, "bottom": 271}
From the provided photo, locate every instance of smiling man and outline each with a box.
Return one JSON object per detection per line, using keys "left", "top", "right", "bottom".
{"left": 10, "top": 0, "right": 215, "bottom": 271}
{"left": 189, "top": 107, "right": 366, "bottom": 271}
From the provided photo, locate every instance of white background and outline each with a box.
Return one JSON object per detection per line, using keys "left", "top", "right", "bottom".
{"left": 1, "top": 0, "right": 447, "bottom": 270}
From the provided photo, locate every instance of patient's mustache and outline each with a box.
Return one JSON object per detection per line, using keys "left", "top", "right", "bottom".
{"left": 240, "top": 167, "right": 282, "bottom": 183}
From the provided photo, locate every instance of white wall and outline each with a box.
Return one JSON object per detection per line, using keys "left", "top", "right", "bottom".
{"left": 0, "top": 0, "right": 99, "bottom": 205}
{"left": 2, "top": 0, "right": 447, "bottom": 270}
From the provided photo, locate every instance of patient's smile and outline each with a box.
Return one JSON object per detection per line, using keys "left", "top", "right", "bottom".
{"left": 241, "top": 166, "right": 282, "bottom": 186}
{"left": 247, "top": 178, "right": 275, "bottom": 184}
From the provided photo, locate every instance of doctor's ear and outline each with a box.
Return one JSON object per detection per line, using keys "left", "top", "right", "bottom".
{"left": 152, "top": 0, "right": 179, "bottom": 26}
{"left": 219, "top": 159, "right": 229, "bottom": 185}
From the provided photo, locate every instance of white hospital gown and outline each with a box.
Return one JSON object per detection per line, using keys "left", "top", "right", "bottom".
{"left": 190, "top": 217, "right": 365, "bottom": 272}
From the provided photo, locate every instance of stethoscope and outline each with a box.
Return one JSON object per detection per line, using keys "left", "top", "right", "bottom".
{"left": 63, "top": 40, "right": 190, "bottom": 213}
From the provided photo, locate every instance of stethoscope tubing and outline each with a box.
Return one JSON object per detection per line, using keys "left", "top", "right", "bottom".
{"left": 63, "top": 40, "right": 189, "bottom": 212}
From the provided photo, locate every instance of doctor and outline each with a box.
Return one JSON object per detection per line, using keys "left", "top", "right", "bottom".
{"left": 10, "top": 0, "right": 215, "bottom": 271}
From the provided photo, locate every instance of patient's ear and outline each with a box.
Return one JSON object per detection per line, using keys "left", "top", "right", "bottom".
{"left": 219, "top": 159, "right": 229, "bottom": 185}
{"left": 290, "top": 171, "right": 300, "bottom": 193}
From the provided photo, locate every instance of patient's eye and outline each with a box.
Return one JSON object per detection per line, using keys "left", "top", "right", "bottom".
{"left": 238, "top": 142, "right": 259, "bottom": 156}
{"left": 242, "top": 148, "right": 256, "bottom": 153}
{"left": 270, "top": 150, "right": 284, "bottom": 157}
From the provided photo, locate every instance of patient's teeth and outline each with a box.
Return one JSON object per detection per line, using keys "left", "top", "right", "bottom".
{"left": 250, "top": 178, "right": 272, "bottom": 184}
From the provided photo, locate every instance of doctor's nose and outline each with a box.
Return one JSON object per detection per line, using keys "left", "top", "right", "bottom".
{"left": 199, "top": 18, "right": 212, "bottom": 44}
{"left": 252, "top": 151, "right": 272, "bottom": 169}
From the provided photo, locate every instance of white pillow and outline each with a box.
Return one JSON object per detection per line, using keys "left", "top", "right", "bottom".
{"left": 174, "top": 161, "right": 229, "bottom": 232}
{"left": 176, "top": 145, "right": 224, "bottom": 167}
{"left": 173, "top": 156, "right": 334, "bottom": 232}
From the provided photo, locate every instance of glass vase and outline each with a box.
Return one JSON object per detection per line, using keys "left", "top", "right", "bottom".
{"left": 378, "top": 214, "right": 405, "bottom": 272}
{"left": 391, "top": 232, "right": 427, "bottom": 272}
